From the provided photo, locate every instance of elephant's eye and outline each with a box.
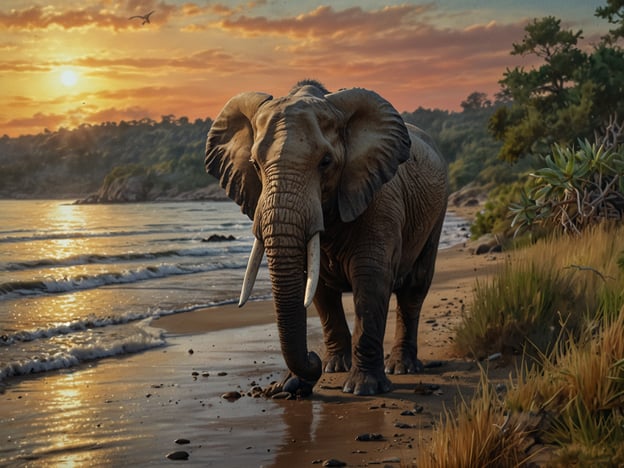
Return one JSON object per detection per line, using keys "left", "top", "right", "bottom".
{"left": 319, "top": 153, "right": 332, "bottom": 170}
{"left": 250, "top": 158, "right": 261, "bottom": 173}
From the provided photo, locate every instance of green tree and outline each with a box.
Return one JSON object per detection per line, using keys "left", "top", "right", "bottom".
{"left": 460, "top": 92, "right": 492, "bottom": 112}
{"left": 596, "top": 0, "right": 624, "bottom": 43}
{"left": 489, "top": 16, "right": 589, "bottom": 162}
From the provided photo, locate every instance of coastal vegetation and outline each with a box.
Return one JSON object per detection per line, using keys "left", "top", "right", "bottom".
{"left": 416, "top": 2, "right": 624, "bottom": 465}
{"left": 0, "top": 116, "right": 214, "bottom": 200}
{"left": 419, "top": 226, "right": 624, "bottom": 467}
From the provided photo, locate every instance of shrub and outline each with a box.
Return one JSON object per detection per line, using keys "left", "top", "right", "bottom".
{"left": 510, "top": 139, "right": 624, "bottom": 236}
{"left": 455, "top": 225, "right": 624, "bottom": 360}
{"left": 507, "top": 308, "right": 624, "bottom": 465}
{"left": 454, "top": 258, "right": 580, "bottom": 360}
{"left": 416, "top": 372, "right": 538, "bottom": 468}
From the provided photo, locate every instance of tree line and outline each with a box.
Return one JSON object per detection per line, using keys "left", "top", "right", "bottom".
{"left": 0, "top": 100, "right": 502, "bottom": 201}
{"left": 0, "top": 116, "right": 213, "bottom": 199}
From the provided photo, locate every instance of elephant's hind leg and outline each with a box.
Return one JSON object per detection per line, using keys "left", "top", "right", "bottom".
{"left": 313, "top": 281, "right": 352, "bottom": 372}
{"left": 385, "top": 218, "right": 443, "bottom": 375}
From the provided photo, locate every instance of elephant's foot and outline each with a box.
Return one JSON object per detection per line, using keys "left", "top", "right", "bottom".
{"left": 384, "top": 347, "right": 424, "bottom": 374}
{"left": 342, "top": 368, "right": 392, "bottom": 395}
{"left": 323, "top": 351, "right": 351, "bottom": 373}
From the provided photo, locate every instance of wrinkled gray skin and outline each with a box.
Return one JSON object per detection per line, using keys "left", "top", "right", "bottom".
{"left": 205, "top": 80, "right": 448, "bottom": 395}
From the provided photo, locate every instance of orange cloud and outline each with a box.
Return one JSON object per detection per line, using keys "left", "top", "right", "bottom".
{"left": 218, "top": 4, "right": 433, "bottom": 39}
{"left": 1, "top": 2, "right": 605, "bottom": 137}
{"left": 0, "top": 2, "right": 179, "bottom": 31}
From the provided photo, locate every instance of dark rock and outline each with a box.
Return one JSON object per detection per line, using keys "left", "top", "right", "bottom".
{"left": 322, "top": 459, "right": 347, "bottom": 467}
{"left": 175, "top": 438, "right": 191, "bottom": 445}
{"left": 271, "top": 391, "right": 293, "bottom": 400}
{"left": 221, "top": 391, "right": 242, "bottom": 401}
{"left": 166, "top": 450, "right": 189, "bottom": 460}
{"left": 475, "top": 243, "right": 491, "bottom": 255}
{"left": 355, "top": 433, "right": 384, "bottom": 441}
{"left": 201, "top": 234, "right": 236, "bottom": 242}
{"left": 413, "top": 383, "right": 440, "bottom": 395}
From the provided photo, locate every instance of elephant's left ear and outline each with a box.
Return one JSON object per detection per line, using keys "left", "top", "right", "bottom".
{"left": 326, "top": 88, "right": 411, "bottom": 223}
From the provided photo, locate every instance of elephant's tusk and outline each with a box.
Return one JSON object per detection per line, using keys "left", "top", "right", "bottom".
{"left": 239, "top": 237, "right": 265, "bottom": 307}
{"left": 304, "top": 232, "right": 320, "bottom": 309}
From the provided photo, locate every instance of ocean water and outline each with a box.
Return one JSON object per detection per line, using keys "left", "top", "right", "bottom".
{"left": 0, "top": 199, "right": 470, "bottom": 383}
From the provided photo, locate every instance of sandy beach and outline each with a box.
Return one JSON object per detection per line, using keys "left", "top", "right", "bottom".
{"left": 0, "top": 207, "right": 507, "bottom": 467}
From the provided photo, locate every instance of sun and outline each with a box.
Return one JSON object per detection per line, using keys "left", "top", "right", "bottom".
{"left": 61, "top": 70, "right": 78, "bottom": 87}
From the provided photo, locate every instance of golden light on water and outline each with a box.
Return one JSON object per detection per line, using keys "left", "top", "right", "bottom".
{"left": 47, "top": 204, "right": 86, "bottom": 232}
{"left": 43, "top": 204, "right": 89, "bottom": 259}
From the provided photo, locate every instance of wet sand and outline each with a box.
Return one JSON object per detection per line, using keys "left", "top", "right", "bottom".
{"left": 0, "top": 208, "right": 506, "bottom": 467}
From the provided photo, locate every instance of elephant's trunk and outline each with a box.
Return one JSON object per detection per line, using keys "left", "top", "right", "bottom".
{"left": 261, "top": 198, "right": 323, "bottom": 384}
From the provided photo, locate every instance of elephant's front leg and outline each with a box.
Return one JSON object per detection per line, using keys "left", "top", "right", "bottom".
{"left": 342, "top": 279, "right": 392, "bottom": 395}
{"left": 313, "top": 281, "right": 351, "bottom": 372}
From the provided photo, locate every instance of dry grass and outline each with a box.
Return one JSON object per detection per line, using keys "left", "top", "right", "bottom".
{"left": 416, "top": 224, "right": 624, "bottom": 467}
{"left": 455, "top": 224, "right": 624, "bottom": 360}
{"left": 416, "top": 371, "right": 540, "bottom": 468}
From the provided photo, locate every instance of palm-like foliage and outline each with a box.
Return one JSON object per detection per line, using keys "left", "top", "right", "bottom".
{"left": 510, "top": 135, "right": 624, "bottom": 235}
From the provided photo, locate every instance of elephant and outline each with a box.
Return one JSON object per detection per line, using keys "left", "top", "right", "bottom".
{"left": 205, "top": 80, "right": 448, "bottom": 395}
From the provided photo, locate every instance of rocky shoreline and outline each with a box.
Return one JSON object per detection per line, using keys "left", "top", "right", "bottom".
{"left": 74, "top": 182, "right": 229, "bottom": 204}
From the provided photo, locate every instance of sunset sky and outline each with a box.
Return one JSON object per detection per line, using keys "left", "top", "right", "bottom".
{"left": 0, "top": 0, "right": 609, "bottom": 137}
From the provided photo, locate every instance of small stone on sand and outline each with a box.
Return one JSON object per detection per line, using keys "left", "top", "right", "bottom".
{"left": 166, "top": 450, "right": 189, "bottom": 460}
{"left": 322, "top": 459, "right": 347, "bottom": 467}
{"left": 221, "top": 391, "right": 241, "bottom": 401}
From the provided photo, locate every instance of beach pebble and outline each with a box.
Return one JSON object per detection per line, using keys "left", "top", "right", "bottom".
{"left": 322, "top": 459, "right": 347, "bottom": 467}
{"left": 175, "top": 438, "right": 190, "bottom": 445}
{"left": 187, "top": 349, "right": 194, "bottom": 355}
{"left": 221, "top": 391, "right": 242, "bottom": 401}
{"left": 394, "top": 422, "right": 416, "bottom": 429}
{"left": 166, "top": 450, "right": 189, "bottom": 460}
{"left": 271, "top": 391, "right": 293, "bottom": 400}
{"left": 355, "top": 433, "right": 384, "bottom": 441}
{"left": 413, "top": 383, "right": 440, "bottom": 395}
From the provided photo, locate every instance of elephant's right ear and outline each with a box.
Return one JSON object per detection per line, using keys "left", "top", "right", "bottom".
{"left": 205, "top": 92, "right": 273, "bottom": 219}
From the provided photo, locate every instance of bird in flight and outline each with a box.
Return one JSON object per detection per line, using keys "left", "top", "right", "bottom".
{"left": 128, "top": 10, "right": 154, "bottom": 25}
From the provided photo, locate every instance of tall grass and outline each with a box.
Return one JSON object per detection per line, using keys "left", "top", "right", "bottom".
{"left": 416, "top": 371, "right": 540, "bottom": 468}
{"left": 455, "top": 224, "right": 624, "bottom": 360}
{"left": 507, "top": 309, "right": 624, "bottom": 465}
{"left": 416, "top": 225, "right": 624, "bottom": 467}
